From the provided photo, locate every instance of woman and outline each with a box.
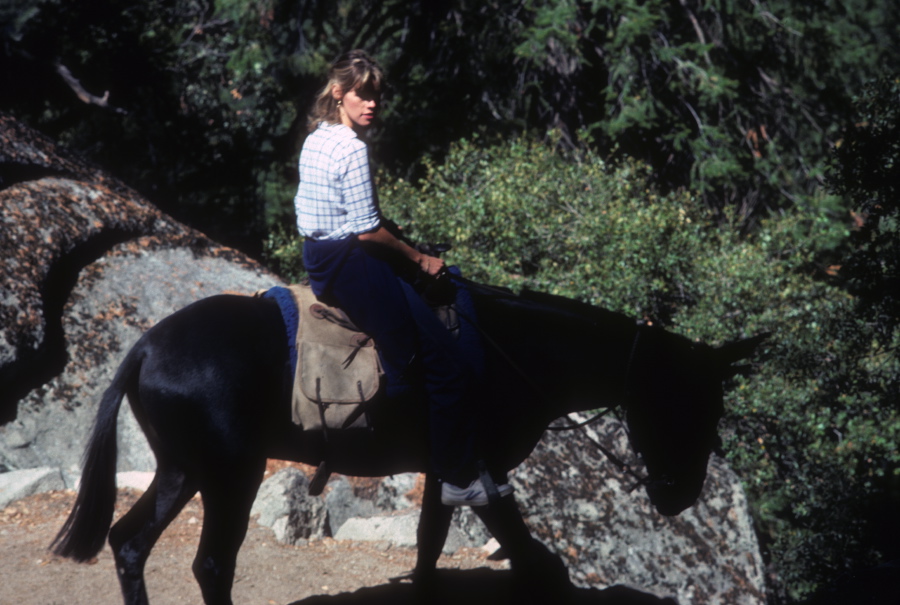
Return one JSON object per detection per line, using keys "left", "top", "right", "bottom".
{"left": 294, "top": 50, "right": 511, "bottom": 506}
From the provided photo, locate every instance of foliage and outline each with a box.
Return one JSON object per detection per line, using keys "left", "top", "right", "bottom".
{"left": 3, "top": 0, "right": 899, "bottom": 254}
{"left": 372, "top": 136, "right": 898, "bottom": 601}
{"left": 830, "top": 75, "right": 900, "bottom": 339}
{"left": 685, "top": 211, "right": 899, "bottom": 601}
{"left": 380, "top": 134, "right": 712, "bottom": 320}
{"left": 569, "top": 0, "right": 900, "bottom": 217}
{"left": 0, "top": 0, "right": 301, "bottom": 254}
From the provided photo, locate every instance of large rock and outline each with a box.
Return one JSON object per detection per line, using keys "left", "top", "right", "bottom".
{"left": 329, "top": 471, "right": 492, "bottom": 544}
{"left": 0, "top": 113, "right": 282, "bottom": 473}
{"left": 251, "top": 468, "right": 329, "bottom": 545}
{"left": 333, "top": 509, "right": 482, "bottom": 555}
{"left": 511, "top": 413, "right": 767, "bottom": 605}
{"left": 324, "top": 475, "right": 381, "bottom": 533}
{"left": 0, "top": 467, "right": 65, "bottom": 508}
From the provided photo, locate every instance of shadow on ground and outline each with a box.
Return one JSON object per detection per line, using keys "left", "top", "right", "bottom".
{"left": 289, "top": 568, "right": 678, "bottom": 605}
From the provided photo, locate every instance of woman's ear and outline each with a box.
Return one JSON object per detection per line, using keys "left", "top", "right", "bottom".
{"left": 331, "top": 84, "right": 343, "bottom": 101}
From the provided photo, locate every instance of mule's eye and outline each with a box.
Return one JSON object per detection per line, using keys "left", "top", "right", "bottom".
{"left": 658, "top": 476, "right": 676, "bottom": 488}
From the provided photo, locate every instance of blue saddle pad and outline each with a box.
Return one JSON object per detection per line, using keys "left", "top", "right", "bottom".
{"left": 261, "top": 285, "right": 300, "bottom": 374}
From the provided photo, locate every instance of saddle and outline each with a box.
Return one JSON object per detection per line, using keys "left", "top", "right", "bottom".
{"left": 259, "top": 277, "right": 465, "bottom": 495}
{"left": 260, "top": 280, "right": 460, "bottom": 433}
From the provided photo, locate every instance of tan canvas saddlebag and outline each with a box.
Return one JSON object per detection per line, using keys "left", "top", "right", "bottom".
{"left": 289, "top": 284, "right": 382, "bottom": 431}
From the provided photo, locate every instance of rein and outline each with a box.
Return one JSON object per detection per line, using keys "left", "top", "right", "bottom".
{"left": 545, "top": 408, "right": 614, "bottom": 431}
{"left": 545, "top": 321, "right": 652, "bottom": 491}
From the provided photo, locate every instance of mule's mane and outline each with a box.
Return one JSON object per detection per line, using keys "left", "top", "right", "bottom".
{"left": 465, "top": 279, "right": 636, "bottom": 334}
{"left": 518, "top": 288, "right": 635, "bottom": 329}
{"left": 469, "top": 282, "right": 709, "bottom": 361}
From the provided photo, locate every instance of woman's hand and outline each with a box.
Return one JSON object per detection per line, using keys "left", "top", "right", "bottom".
{"left": 417, "top": 253, "right": 445, "bottom": 277}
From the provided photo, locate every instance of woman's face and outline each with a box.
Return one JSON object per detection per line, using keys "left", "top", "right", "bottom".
{"left": 335, "top": 84, "right": 379, "bottom": 132}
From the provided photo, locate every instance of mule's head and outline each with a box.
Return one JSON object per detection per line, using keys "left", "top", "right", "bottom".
{"left": 624, "top": 330, "right": 765, "bottom": 516}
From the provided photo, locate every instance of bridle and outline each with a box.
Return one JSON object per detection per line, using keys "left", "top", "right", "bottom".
{"left": 545, "top": 320, "right": 656, "bottom": 491}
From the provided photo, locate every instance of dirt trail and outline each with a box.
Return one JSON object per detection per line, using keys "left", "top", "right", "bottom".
{"left": 0, "top": 489, "right": 507, "bottom": 605}
{"left": 1, "top": 487, "right": 685, "bottom": 604}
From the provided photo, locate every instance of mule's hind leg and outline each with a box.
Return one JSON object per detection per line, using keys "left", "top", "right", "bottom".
{"left": 192, "top": 459, "right": 266, "bottom": 605}
{"left": 108, "top": 465, "right": 198, "bottom": 605}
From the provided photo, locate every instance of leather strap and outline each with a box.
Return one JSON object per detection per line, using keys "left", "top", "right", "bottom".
{"left": 476, "top": 459, "right": 502, "bottom": 505}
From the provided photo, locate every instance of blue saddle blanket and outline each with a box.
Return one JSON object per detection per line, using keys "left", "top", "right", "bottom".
{"left": 261, "top": 285, "right": 301, "bottom": 373}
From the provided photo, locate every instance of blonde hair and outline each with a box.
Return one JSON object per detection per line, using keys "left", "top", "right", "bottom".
{"left": 307, "top": 50, "right": 384, "bottom": 132}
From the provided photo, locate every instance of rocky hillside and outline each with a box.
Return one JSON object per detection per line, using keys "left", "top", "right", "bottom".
{"left": 0, "top": 112, "right": 282, "bottom": 471}
{"left": 0, "top": 114, "right": 766, "bottom": 604}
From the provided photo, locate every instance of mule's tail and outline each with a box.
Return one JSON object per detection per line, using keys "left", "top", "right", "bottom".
{"left": 50, "top": 344, "right": 144, "bottom": 561}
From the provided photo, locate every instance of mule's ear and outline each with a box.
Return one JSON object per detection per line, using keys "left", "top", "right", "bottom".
{"left": 716, "top": 332, "right": 769, "bottom": 366}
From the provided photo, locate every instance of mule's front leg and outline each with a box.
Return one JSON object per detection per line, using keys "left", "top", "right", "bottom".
{"left": 413, "top": 474, "right": 454, "bottom": 587}
{"left": 472, "top": 496, "right": 571, "bottom": 603}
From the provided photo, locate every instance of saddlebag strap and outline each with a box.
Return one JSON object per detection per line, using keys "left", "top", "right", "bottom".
{"left": 340, "top": 381, "right": 370, "bottom": 429}
{"left": 307, "top": 378, "right": 332, "bottom": 497}
{"left": 315, "top": 378, "right": 330, "bottom": 439}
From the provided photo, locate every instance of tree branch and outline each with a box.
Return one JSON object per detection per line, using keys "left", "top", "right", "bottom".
{"left": 55, "top": 63, "right": 126, "bottom": 114}
{"left": 677, "top": 0, "right": 712, "bottom": 67}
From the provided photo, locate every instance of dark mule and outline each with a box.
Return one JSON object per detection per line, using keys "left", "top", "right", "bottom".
{"left": 51, "top": 282, "right": 762, "bottom": 605}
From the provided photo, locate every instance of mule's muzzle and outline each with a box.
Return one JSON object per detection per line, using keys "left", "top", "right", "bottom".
{"left": 644, "top": 467, "right": 707, "bottom": 516}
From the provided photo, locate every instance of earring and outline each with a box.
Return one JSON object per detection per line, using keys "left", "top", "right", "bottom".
{"left": 337, "top": 100, "right": 342, "bottom": 107}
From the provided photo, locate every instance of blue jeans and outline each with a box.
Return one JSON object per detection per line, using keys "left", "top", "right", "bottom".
{"left": 304, "top": 238, "right": 477, "bottom": 485}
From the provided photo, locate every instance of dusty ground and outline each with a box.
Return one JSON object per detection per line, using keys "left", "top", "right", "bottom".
{"left": 0, "top": 459, "right": 684, "bottom": 604}
{"left": 0, "top": 487, "right": 508, "bottom": 605}
{"left": 0, "top": 490, "right": 682, "bottom": 605}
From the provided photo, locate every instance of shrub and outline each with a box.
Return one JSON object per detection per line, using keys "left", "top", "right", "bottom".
{"left": 380, "top": 134, "right": 717, "bottom": 322}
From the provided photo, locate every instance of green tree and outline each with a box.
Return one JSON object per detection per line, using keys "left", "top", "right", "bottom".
{"left": 830, "top": 76, "right": 900, "bottom": 338}
{"left": 569, "top": 0, "right": 900, "bottom": 217}
{"left": 4, "top": 0, "right": 898, "bottom": 254}
{"left": 0, "top": 0, "right": 322, "bottom": 253}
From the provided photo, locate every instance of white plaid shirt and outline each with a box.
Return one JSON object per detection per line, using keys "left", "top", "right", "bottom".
{"left": 294, "top": 122, "right": 381, "bottom": 240}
